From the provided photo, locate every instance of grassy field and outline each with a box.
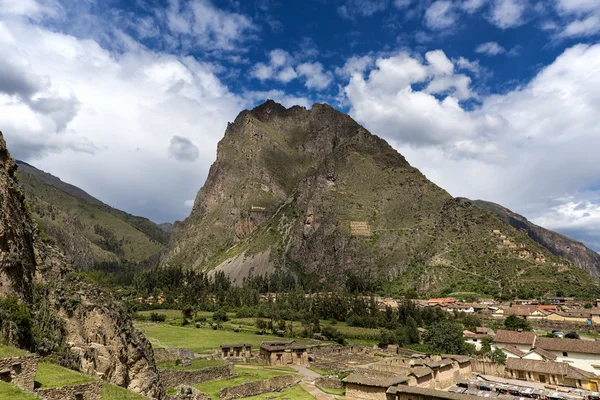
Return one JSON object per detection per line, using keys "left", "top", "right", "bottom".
{"left": 35, "top": 362, "right": 95, "bottom": 388}
{"left": 194, "top": 366, "right": 292, "bottom": 399}
{"left": 0, "top": 382, "right": 39, "bottom": 399}
{"left": 244, "top": 385, "right": 315, "bottom": 399}
{"left": 102, "top": 383, "right": 146, "bottom": 400}
{"left": 0, "top": 344, "right": 29, "bottom": 358}
{"left": 139, "top": 323, "right": 308, "bottom": 353}
{"left": 157, "top": 359, "right": 224, "bottom": 371}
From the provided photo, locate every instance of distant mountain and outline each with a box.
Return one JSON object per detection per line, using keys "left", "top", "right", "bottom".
{"left": 16, "top": 161, "right": 168, "bottom": 267}
{"left": 162, "top": 100, "right": 600, "bottom": 298}
{"left": 158, "top": 222, "right": 173, "bottom": 233}
{"left": 468, "top": 199, "right": 600, "bottom": 280}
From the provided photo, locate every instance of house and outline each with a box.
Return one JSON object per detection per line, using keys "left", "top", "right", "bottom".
{"left": 343, "top": 371, "right": 409, "bottom": 400}
{"left": 259, "top": 341, "right": 308, "bottom": 366}
{"left": 478, "top": 298, "right": 496, "bottom": 305}
{"left": 535, "top": 337, "right": 600, "bottom": 373}
{"left": 427, "top": 298, "right": 456, "bottom": 307}
{"left": 492, "top": 330, "right": 537, "bottom": 354}
{"left": 546, "top": 311, "right": 592, "bottom": 325}
{"left": 537, "top": 305, "right": 557, "bottom": 313}
{"left": 505, "top": 358, "right": 599, "bottom": 390}
{"left": 475, "top": 327, "right": 495, "bottom": 336}
{"left": 220, "top": 343, "right": 252, "bottom": 359}
{"left": 446, "top": 303, "right": 488, "bottom": 314}
{"left": 523, "top": 347, "right": 557, "bottom": 361}
{"left": 514, "top": 299, "right": 538, "bottom": 305}
{"left": 463, "top": 331, "right": 489, "bottom": 351}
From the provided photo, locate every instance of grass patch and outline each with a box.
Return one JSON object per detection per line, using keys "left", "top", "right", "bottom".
{"left": 318, "top": 386, "right": 345, "bottom": 396}
{"left": 139, "top": 323, "right": 307, "bottom": 354}
{"left": 0, "top": 344, "right": 28, "bottom": 358}
{"left": 243, "top": 385, "right": 315, "bottom": 399}
{"left": 193, "top": 366, "right": 291, "bottom": 399}
{"left": 35, "top": 362, "right": 95, "bottom": 389}
{"left": 307, "top": 366, "right": 334, "bottom": 376}
{"left": 102, "top": 382, "right": 145, "bottom": 400}
{"left": 157, "top": 359, "right": 224, "bottom": 371}
{"left": 0, "top": 381, "right": 39, "bottom": 399}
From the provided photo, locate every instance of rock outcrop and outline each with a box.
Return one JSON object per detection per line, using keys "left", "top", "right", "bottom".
{"left": 0, "top": 132, "right": 164, "bottom": 398}
{"left": 163, "top": 100, "right": 600, "bottom": 298}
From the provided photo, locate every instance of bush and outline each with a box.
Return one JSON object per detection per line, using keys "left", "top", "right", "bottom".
{"left": 491, "top": 348, "right": 507, "bottom": 364}
{"left": 0, "top": 295, "right": 33, "bottom": 350}
{"left": 504, "top": 315, "right": 531, "bottom": 331}
{"left": 150, "top": 313, "right": 166, "bottom": 322}
{"left": 212, "top": 310, "right": 228, "bottom": 322}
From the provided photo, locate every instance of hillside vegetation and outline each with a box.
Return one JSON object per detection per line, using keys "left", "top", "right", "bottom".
{"left": 16, "top": 161, "right": 167, "bottom": 267}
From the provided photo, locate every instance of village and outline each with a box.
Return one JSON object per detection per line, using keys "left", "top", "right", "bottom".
{"left": 5, "top": 294, "right": 600, "bottom": 400}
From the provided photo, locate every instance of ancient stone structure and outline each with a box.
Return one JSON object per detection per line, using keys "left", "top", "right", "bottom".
{"left": 0, "top": 355, "right": 38, "bottom": 391}
{"left": 36, "top": 381, "right": 102, "bottom": 400}
{"left": 154, "top": 348, "right": 197, "bottom": 362}
{"left": 166, "top": 385, "right": 210, "bottom": 400}
{"left": 259, "top": 341, "right": 308, "bottom": 366}
{"left": 343, "top": 371, "right": 409, "bottom": 400}
{"left": 219, "top": 374, "right": 299, "bottom": 400}
{"left": 220, "top": 344, "right": 252, "bottom": 359}
{"left": 160, "top": 363, "right": 234, "bottom": 388}
{"left": 314, "top": 376, "right": 344, "bottom": 390}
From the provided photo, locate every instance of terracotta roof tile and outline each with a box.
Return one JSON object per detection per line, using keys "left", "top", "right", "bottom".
{"left": 506, "top": 358, "right": 568, "bottom": 375}
{"left": 494, "top": 330, "right": 537, "bottom": 346}
{"left": 536, "top": 338, "right": 600, "bottom": 355}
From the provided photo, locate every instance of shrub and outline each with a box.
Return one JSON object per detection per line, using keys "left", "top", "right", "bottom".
{"left": 150, "top": 313, "right": 166, "bottom": 322}
{"left": 212, "top": 310, "right": 228, "bottom": 322}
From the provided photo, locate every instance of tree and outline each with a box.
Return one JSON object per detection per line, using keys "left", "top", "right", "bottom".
{"left": 504, "top": 315, "right": 531, "bottom": 331}
{"left": 256, "top": 318, "right": 267, "bottom": 331}
{"left": 480, "top": 337, "right": 493, "bottom": 354}
{"left": 423, "top": 321, "right": 466, "bottom": 354}
{"left": 491, "top": 348, "right": 507, "bottom": 364}
{"left": 212, "top": 309, "right": 228, "bottom": 322}
{"left": 565, "top": 332, "right": 580, "bottom": 339}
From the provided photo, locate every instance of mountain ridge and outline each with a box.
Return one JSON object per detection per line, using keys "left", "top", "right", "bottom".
{"left": 163, "top": 100, "right": 600, "bottom": 298}
{"left": 16, "top": 161, "right": 168, "bottom": 267}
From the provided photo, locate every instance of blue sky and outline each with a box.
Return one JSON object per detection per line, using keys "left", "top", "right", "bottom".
{"left": 1, "top": 0, "right": 600, "bottom": 251}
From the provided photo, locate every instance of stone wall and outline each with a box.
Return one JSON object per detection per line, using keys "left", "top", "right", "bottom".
{"left": 0, "top": 355, "right": 39, "bottom": 391}
{"left": 160, "top": 363, "right": 234, "bottom": 388}
{"left": 315, "top": 376, "right": 343, "bottom": 389}
{"left": 166, "top": 385, "right": 210, "bottom": 400}
{"left": 37, "top": 381, "right": 102, "bottom": 400}
{"left": 345, "top": 383, "right": 388, "bottom": 400}
{"left": 154, "top": 348, "right": 198, "bottom": 362}
{"left": 219, "top": 374, "right": 299, "bottom": 400}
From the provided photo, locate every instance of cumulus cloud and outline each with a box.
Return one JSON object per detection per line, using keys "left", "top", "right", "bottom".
{"left": 168, "top": 136, "right": 200, "bottom": 161}
{"left": 296, "top": 62, "right": 333, "bottom": 90}
{"left": 0, "top": 18, "right": 245, "bottom": 223}
{"left": 0, "top": 0, "right": 62, "bottom": 19}
{"left": 342, "top": 44, "right": 600, "bottom": 251}
{"left": 424, "top": 1, "right": 458, "bottom": 30}
{"left": 489, "top": 0, "right": 525, "bottom": 28}
{"left": 461, "top": 0, "right": 487, "bottom": 14}
{"left": 335, "top": 55, "right": 374, "bottom": 78}
{"left": 559, "top": 15, "right": 600, "bottom": 38}
{"left": 250, "top": 49, "right": 298, "bottom": 84}
{"left": 475, "top": 41, "right": 506, "bottom": 55}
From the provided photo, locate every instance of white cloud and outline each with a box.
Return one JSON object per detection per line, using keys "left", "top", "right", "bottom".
{"left": 343, "top": 43, "right": 600, "bottom": 251}
{"left": 455, "top": 57, "right": 482, "bottom": 75}
{"left": 475, "top": 41, "right": 506, "bottom": 55}
{"left": 424, "top": 1, "right": 458, "bottom": 30}
{"left": 0, "top": 19, "right": 245, "bottom": 223}
{"left": 335, "top": 55, "right": 374, "bottom": 78}
{"left": 337, "top": 0, "right": 389, "bottom": 19}
{"left": 461, "top": 0, "right": 487, "bottom": 14}
{"left": 559, "top": 15, "right": 600, "bottom": 38}
{"left": 296, "top": 62, "right": 333, "bottom": 90}
{"left": 489, "top": 0, "right": 525, "bottom": 28}
{"left": 277, "top": 67, "right": 298, "bottom": 83}
{"left": 168, "top": 136, "right": 200, "bottom": 162}
{"left": 250, "top": 49, "right": 299, "bottom": 84}
{"left": 0, "top": 0, "right": 62, "bottom": 19}
{"left": 555, "top": 0, "right": 600, "bottom": 15}
{"left": 165, "top": 0, "right": 257, "bottom": 51}
{"left": 393, "top": 0, "right": 412, "bottom": 8}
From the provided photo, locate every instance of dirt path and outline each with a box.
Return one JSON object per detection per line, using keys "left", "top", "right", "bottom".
{"left": 299, "top": 382, "right": 339, "bottom": 400}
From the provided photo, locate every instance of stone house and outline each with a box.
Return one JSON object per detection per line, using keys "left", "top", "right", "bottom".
{"left": 259, "top": 341, "right": 308, "bottom": 366}
{"left": 505, "top": 358, "right": 599, "bottom": 390}
{"left": 220, "top": 344, "right": 252, "bottom": 359}
{"left": 343, "top": 371, "right": 409, "bottom": 400}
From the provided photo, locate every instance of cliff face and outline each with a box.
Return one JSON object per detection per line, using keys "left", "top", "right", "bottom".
{"left": 0, "top": 132, "right": 163, "bottom": 399}
{"left": 164, "top": 101, "right": 599, "bottom": 298}
{"left": 469, "top": 199, "right": 600, "bottom": 280}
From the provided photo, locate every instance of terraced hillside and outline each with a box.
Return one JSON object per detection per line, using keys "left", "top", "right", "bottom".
{"left": 16, "top": 161, "right": 168, "bottom": 268}
{"left": 163, "top": 100, "right": 600, "bottom": 299}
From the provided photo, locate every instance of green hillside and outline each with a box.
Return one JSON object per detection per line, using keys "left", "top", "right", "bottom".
{"left": 16, "top": 163, "right": 167, "bottom": 268}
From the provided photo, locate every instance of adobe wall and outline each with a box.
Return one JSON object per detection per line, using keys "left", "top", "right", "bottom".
{"left": 0, "top": 355, "right": 39, "bottom": 391}
{"left": 471, "top": 359, "right": 505, "bottom": 376}
{"left": 315, "top": 376, "right": 343, "bottom": 389}
{"left": 219, "top": 374, "right": 299, "bottom": 400}
{"left": 345, "top": 383, "right": 388, "bottom": 400}
{"left": 37, "top": 381, "right": 102, "bottom": 400}
{"left": 160, "top": 363, "right": 234, "bottom": 388}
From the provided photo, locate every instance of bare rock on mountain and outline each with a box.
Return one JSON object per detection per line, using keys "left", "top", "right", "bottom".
{"left": 163, "top": 100, "right": 600, "bottom": 298}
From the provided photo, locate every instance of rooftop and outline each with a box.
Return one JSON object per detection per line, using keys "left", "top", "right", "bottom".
{"left": 387, "top": 385, "right": 479, "bottom": 400}
{"left": 343, "top": 371, "right": 408, "bottom": 388}
{"left": 506, "top": 358, "right": 568, "bottom": 375}
{"left": 494, "top": 330, "right": 537, "bottom": 346}
{"left": 501, "top": 345, "right": 526, "bottom": 357}
{"left": 536, "top": 338, "right": 600, "bottom": 355}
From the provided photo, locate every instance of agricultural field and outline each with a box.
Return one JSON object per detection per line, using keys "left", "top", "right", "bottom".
{"left": 102, "top": 382, "right": 146, "bottom": 400}
{"left": 194, "top": 366, "right": 294, "bottom": 399}
{"left": 0, "top": 382, "right": 39, "bottom": 400}
{"left": 35, "top": 362, "right": 95, "bottom": 389}
{"left": 139, "top": 323, "right": 308, "bottom": 354}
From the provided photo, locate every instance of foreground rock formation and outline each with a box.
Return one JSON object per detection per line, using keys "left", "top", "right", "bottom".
{"left": 164, "top": 100, "right": 599, "bottom": 297}
{"left": 0, "top": 133, "right": 163, "bottom": 398}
